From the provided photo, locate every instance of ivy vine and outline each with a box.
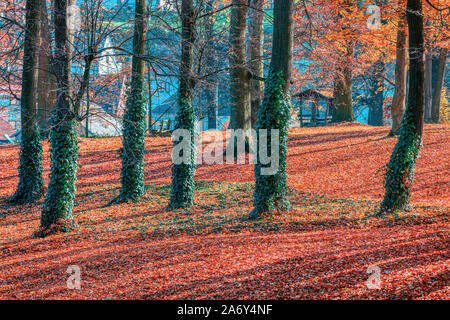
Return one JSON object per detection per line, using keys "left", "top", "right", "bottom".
{"left": 169, "top": 96, "right": 196, "bottom": 209}
{"left": 37, "top": 117, "right": 79, "bottom": 236}
{"left": 380, "top": 106, "right": 422, "bottom": 213}
{"left": 250, "top": 70, "right": 291, "bottom": 219}
{"left": 10, "top": 127, "right": 43, "bottom": 204}
{"left": 119, "top": 75, "right": 146, "bottom": 202}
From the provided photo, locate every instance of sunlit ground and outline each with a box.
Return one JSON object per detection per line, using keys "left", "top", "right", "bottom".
{"left": 0, "top": 123, "right": 448, "bottom": 299}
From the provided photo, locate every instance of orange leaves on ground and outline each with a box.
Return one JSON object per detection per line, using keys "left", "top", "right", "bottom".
{"left": 0, "top": 124, "right": 448, "bottom": 299}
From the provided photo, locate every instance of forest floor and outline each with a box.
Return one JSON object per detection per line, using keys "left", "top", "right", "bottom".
{"left": 0, "top": 123, "right": 448, "bottom": 299}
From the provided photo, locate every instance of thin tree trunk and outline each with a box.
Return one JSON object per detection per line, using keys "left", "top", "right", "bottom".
{"left": 205, "top": 0, "right": 218, "bottom": 130}
{"left": 205, "top": 84, "right": 217, "bottom": 129}
{"left": 38, "top": 0, "right": 78, "bottom": 235}
{"left": 431, "top": 47, "right": 448, "bottom": 123}
{"left": 169, "top": 0, "right": 196, "bottom": 209}
{"left": 368, "top": 59, "right": 385, "bottom": 126}
{"left": 389, "top": 1, "right": 407, "bottom": 135}
{"left": 425, "top": 47, "right": 433, "bottom": 121}
{"left": 10, "top": 0, "right": 44, "bottom": 204}
{"left": 250, "top": 0, "right": 294, "bottom": 219}
{"left": 198, "top": 91, "right": 202, "bottom": 128}
{"left": 146, "top": 23, "right": 153, "bottom": 131}
{"left": 380, "top": 0, "right": 425, "bottom": 214}
{"left": 229, "top": 0, "right": 251, "bottom": 133}
{"left": 248, "top": 0, "right": 264, "bottom": 128}
{"left": 84, "top": 77, "right": 90, "bottom": 137}
{"left": 147, "top": 67, "right": 152, "bottom": 130}
{"left": 119, "top": 0, "right": 148, "bottom": 201}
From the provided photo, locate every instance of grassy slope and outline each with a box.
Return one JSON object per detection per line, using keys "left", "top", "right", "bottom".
{"left": 0, "top": 124, "right": 448, "bottom": 299}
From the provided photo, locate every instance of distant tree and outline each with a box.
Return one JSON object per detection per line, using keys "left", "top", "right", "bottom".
{"left": 204, "top": 0, "right": 218, "bottom": 130}
{"left": 367, "top": 58, "right": 385, "bottom": 126}
{"left": 145, "top": 22, "right": 153, "bottom": 132}
{"left": 389, "top": 0, "right": 407, "bottom": 135}
{"left": 229, "top": 0, "right": 251, "bottom": 139}
{"left": 169, "top": 0, "right": 195, "bottom": 209}
{"left": 380, "top": 0, "right": 425, "bottom": 214}
{"left": 119, "top": 0, "right": 148, "bottom": 202}
{"left": 37, "top": 0, "right": 79, "bottom": 235}
{"left": 332, "top": 49, "right": 354, "bottom": 122}
{"left": 249, "top": 0, "right": 293, "bottom": 219}
{"left": 247, "top": 0, "right": 265, "bottom": 128}
{"left": 424, "top": 23, "right": 433, "bottom": 123}
{"left": 431, "top": 47, "right": 448, "bottom": 123}
{"left": 331, "top": 1, "right": 355, "bottom": 123}
{"left": 10, "top": 0, "right": 44, "bottom": 204}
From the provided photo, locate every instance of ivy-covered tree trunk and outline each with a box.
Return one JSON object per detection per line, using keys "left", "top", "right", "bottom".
{"left": 10, "top": 0, "right": 44, "bottom": 204}
{"left": 229, "top": 0, "right": 251, "bottom": 134}
{"left": 249, "top": 0, "right": 293, "bottom": 219}
{"left": 169, "top": 0, "right": 195, "bottom": 209}
{"left": 380, "top": 0, "right": 425, "bottom": 214}
{"left": 248, "top": 0, "right": 265, "bottom": 129}
{"left": 389, "top": 0, "right": 407, "bottom": 136}
{"left": 37, "top": 0, "right": 78, "bottom": 235}
{"left": 119, "top": 0, "right": 148, "bottom": 202}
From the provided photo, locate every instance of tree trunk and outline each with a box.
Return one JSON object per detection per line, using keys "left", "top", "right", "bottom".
{"left": 431, "top": 47, "right": 448, "bottom": 123}
{"left": 37, "top": 0, "right": 54, "bottom": 137}
{"left": 332, "top": 43, "right": 354, "bottom": 123}
{"left": 146, "top": 19, "right": 153, "bottom": 131}
{"left": 119, "top": 0, "right": 148, "bottom": 202}
{"left": 147, "top": 67, "right": 153, "bottom": 131}
{"left": 204, "top": 0, "right": 218, "bottom": 130}
{"left": 205, "top": 84, "right": 217, "bottom": 130}
{"left": 380, "top": 0, "right": 425, "bottom": 214}
{"left": 389, "top": 1, "right": 407, "bottom": 136}
{"left": 248, "top": 0, "right": 265, "bottom": 129}
{"left": 169, "top": 0, "right": 196, "bottom": 209}
{"left": 250, "top": 0, "right": 294, "bottom": 219}
{"left": 10, "top": 0, "right": 44, "bottom": 204}
{"left": 229, "top": 0, "right": 251, "bottom": 133}
{"left": 84, "top": 77, "right": 90, "bottom": 137}
{"left": 38, "top": 0, "right": 78, "bottom": 235}
{"left": 425, "top": 47, "right": 433, "bottom": 122}
{"left": 367, "top": 59, "right": 385, "bottom": 126}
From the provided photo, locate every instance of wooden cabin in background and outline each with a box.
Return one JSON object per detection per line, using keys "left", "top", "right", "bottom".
{"left": 293, "top": 89, "right": 334, "bottom": 126}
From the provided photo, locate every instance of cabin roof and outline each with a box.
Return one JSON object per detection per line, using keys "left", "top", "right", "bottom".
{"left": 293, "top": 88, "right": 333, "bottom": 100}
